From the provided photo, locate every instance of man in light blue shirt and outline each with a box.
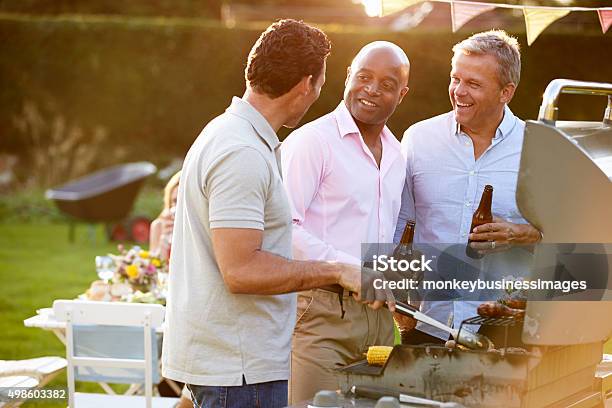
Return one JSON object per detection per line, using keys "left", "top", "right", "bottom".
{"left": 394, "top": 30, "right": 542, "bottom": 343}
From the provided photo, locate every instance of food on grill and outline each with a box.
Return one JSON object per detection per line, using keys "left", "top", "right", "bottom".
{"left": 366, "top": 346, "right": 393, "bottom": 366}
{"left": 501, "top": 297, "right": 527, "bottom": 310}
{"left": 501, "top": 347, "right": 529, "bottom": 354}
{"left": 444, "top": 339, "right": 457, "bottom": 349}
{"left": 477, "top": 301, "right": 525, "bottom": 318}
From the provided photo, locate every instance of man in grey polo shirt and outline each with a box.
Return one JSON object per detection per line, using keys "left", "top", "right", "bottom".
{"left": 162, "top": 20, "right": 393, "bottom": 408}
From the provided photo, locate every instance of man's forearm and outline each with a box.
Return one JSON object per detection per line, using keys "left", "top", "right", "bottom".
{"left": 223, "top": 249, "right": 343, "bottom": 295}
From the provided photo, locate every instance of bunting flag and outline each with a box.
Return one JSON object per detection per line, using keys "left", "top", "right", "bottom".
{"left": 380, "top": 0, "right": 424, "bottom": 17}
{"left": 523, "top": 7, "right": 570, "bottom": 46}
{"left": 451, "top": 1, "right": 496, "bottom": 32}
{"left": 598, "top": 9, "right": 612, "bottom": 34}
{"left": 374, "top": 0, "right": 611, "bottom": 46}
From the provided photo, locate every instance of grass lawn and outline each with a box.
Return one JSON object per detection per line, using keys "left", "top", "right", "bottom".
{"left": 0, "top": 222, "right": 118, "bottom": 407}
{"left": 1, "top": 220, "right": 611, "bottom": 406}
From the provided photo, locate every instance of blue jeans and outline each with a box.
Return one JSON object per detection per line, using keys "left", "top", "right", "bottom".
{"left": 187, "top": 377, "right": 288, "bottom": 408}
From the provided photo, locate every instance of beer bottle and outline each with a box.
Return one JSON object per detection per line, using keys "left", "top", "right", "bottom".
{"left": 393, "top": 220, "right": 421, "bottom": 304}
{"left": 393, "top": 220, "right": 416, "bottom": 260}
{"left": 466, "top": 185, "right": 494, "bottom": 259}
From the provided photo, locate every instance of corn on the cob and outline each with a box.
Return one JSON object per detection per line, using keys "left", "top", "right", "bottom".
{"left": 366, "top": 346, "right": 393, "bottom": 366}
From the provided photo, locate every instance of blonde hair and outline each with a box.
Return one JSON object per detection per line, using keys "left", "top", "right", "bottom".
{"left": 452, "top": 30, "right": 521, "bottom": 87}
{"left": 163, "top": 171, "right": 181, "bottom": 210}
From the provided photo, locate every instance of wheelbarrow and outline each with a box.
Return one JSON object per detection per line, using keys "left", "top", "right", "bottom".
{"left": 45, "top": 162, "right": 157, "bottom": 243}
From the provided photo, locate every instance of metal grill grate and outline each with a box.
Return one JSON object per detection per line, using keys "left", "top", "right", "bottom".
{"left": 461, "top": 315, "right": 524, "bottom": 327}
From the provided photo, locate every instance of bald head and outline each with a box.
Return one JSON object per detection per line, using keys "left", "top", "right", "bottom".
{"left": 344, "top": 41, "right": 410, "bottom": 128}
{"left": 351, "top": 41, "right": 410, "bottom": 86}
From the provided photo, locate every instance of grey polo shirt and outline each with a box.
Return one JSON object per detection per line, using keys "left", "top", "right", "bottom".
{"left": 162, "top": 97, "right": 295, "bottom": 386}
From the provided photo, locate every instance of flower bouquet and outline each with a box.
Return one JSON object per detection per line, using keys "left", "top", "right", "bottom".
{"left": 87, "top": 245, "right": 167, "bottom": 303}
{"left": 111, "top": 245, "right": 166, "bottom": 294}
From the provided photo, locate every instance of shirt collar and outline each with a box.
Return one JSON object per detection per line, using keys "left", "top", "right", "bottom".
{"left": 226, "top": 96, "right": 280, "bottom": 151}
{"left": 333, "top": 101, "right": 399, "bottom": 150}
{"left": 453, "top": 104, "right": 517, "bottom": 141}
{"left": 497, "top": 105, "right": 517, "bottom": 140}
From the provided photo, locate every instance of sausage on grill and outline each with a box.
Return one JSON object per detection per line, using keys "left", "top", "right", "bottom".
{"left": 501, "top": 298, "right": 527, "bottom": 310}
{"left": 477, "top": 302, "right": 525, "bottom": 318}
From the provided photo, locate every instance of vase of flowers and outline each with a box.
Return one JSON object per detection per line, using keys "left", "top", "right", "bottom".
{"left": 110, "top": 245, "right": 167, "bottom": 294}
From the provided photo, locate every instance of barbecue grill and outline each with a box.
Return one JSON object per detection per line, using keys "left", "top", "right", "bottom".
{"left": 291, "top": 79, "right": 612, "bottom": 408}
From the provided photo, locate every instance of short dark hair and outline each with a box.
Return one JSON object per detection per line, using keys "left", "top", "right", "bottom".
{"left": 245, "top": 19, "right": 331, "bottom": 99}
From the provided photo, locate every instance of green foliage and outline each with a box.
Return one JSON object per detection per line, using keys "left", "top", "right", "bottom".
{"left": 0, "top": 184, "right": 161, "bottom": 223}
{"left": 0, "top": 14, "right": 610, "bottom": 188}
{"left": 0, "top": 189, "right": 63, "bottom": 223}
{"left": 132, "top": 185, "right": 166, "bottom": 220}
{"left": 0, "top": 0, "right": 223, "bottom": 18}
{"left": 0, "top": 0, "right": 364, "bottom": 17}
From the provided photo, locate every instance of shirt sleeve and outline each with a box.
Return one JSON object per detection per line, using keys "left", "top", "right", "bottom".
{"left": 206, "top": 147, "right": 270, "bottom": 230}
{"left": 281, "top": 130, "right": 361, "bottom": 266}
{"left": 394, "top": 127, "right": 417, "bottom": 243}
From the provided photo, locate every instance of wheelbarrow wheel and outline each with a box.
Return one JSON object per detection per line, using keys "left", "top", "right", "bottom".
{"left": 107, "top": 222, "right": 129, "bottom": 242}
{"left": 129, "top": 216, "right": 151, "bottom": 244}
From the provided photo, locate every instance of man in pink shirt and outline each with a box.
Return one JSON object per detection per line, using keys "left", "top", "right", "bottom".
{"left": 281, "top": 41, "right": 410, "bottom": 403}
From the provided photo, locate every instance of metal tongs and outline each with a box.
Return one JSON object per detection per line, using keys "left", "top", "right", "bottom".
{"left": 394, "top": 301, "right": 493, "bottom": 350}
{"left": 352, "top": 385, "right": 465, "bottom": 408}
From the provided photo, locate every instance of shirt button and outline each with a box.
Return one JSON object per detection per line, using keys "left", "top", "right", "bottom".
{"left": 465, "top": 201, "right": 471, "bottom": 206}
{"left": 469, "top": 170, "right": 475, "bottom": 176}
{"left": 462, "top": 233, "right": 467, "bottom": 237}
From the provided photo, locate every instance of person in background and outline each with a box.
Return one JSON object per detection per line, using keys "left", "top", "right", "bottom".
{"left": 149, "top": 170, "right": 192, "bottom": 407}
{"left": 149, "top": 171, "right": 180, "bottom": 261}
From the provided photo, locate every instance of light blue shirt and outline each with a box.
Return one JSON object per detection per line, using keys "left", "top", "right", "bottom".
{"left": 394, "top": 106, "right": 527, "bottom": 339}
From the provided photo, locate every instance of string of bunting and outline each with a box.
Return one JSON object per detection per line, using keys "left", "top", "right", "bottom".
{"left": 377, "top": 0, "right": 612, "bottom": 45}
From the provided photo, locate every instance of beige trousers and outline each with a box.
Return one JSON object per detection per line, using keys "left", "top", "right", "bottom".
{"left": 289, "top": 289, "right": 394, "bottom": 404}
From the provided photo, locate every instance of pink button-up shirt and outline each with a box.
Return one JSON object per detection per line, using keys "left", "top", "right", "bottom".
{"left": 281, "top": 102, "right": 406, "bottom": 266}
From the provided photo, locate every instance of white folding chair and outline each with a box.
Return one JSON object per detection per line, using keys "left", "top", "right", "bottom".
{"left": 53, "top": 300, "right": 178, "bottom": 408}
{"left": 0, "top": 356, "right": 66, "bottom": 408}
